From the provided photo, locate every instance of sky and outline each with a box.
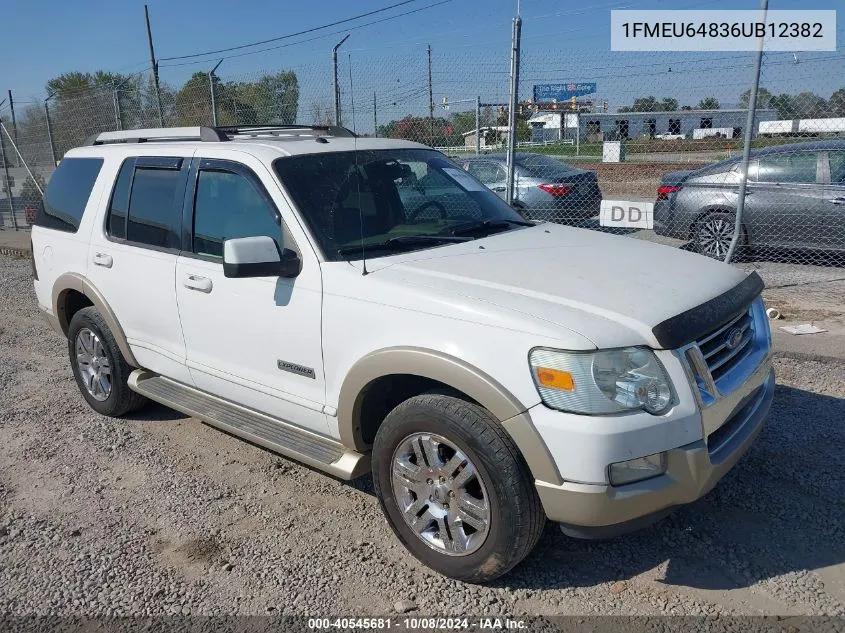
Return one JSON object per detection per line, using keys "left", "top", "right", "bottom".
{"left": 0, "top": 0, "right": 841, "bottom": 129}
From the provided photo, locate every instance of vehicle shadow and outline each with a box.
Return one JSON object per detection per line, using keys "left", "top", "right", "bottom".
{"left": 124, "top": 401, "right": 188, "bottom": 422}
{"left": 499, "top": 383, "right": 845, "bottom": 591}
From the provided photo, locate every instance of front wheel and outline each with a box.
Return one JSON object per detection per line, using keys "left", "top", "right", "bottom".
{"left": 372, "top": 394, "right": 545, "bottom": 583}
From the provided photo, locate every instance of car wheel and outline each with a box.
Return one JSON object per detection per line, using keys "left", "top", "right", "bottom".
{"left": 372, "top": 394, "right": 545, "bottom": 583}
{"left": 68, "top": 307, "right": 147, "bottom": 417}
{"left": 696, "top": 212, "right": 747, "bottom": 261}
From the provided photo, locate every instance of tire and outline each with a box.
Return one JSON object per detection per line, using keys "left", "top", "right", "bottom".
{"left": 372, "top": 394, "right": 545, "bottom": 583}
{"left": 68, "top": 306, "right": 147, "bottom": 417}
{"left": 695, "top": 211, "right": 747, "bottom": 261}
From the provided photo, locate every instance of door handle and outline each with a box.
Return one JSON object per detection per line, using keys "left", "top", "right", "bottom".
{"left": 491, "top": 186, "right": 506, "bottom": 192}
{"left": 183, "top": 275, "right": 213, "bottom": 293}
{"left": 829, "top": 197, "right": 845, "bottom": 205}
{"left": 92, "top": 252, "right": 113, "bottom": 268}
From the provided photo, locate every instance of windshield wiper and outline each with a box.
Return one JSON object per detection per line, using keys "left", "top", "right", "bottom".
{"left": 337, "top": 234, "right": 470, "bottom": 257}
{"left": 445, "top": 218, "right": 533, "bottom": 237}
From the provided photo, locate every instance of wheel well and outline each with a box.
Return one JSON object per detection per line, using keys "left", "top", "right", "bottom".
{"left": 357, "top": 374, "right": 475, "bottom": 447}
{"left": 59, "top": 290, "right": 93, "bottom": 334}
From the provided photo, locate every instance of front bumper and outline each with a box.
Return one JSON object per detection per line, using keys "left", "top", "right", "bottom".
{"left": 533, "top": 355, "right": 774, "bottom": 535}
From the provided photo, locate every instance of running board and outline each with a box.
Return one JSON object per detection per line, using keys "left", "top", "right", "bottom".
{"left": 128, "top": 369, "right": 369, "bottom": 479}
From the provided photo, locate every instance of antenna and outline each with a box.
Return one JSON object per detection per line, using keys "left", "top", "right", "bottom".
{"left": 348, "top": 54, "right": 367, "bottom": 275}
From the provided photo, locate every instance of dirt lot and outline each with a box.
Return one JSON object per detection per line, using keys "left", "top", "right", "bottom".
{"left": 1, "top": 256, "right": 844, "bottom": 617}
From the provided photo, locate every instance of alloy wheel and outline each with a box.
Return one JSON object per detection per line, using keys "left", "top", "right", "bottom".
{"left": 75, "top": 328, "right": 112, "bottom": 401}
{"left": 390, "top": 432, "right": 490, "bottom": 556}
{"left": 698, "top": 216, "right": 735, "bottom": 259}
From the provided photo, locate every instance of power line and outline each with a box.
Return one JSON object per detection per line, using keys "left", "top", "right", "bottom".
{"left": 159, "top": 0, "right": 419, "bottom": 62}
{"left": 158, "top": 0, "right": 452, "bottom": 68}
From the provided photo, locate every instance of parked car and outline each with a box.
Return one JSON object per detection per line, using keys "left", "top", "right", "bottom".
{"left": 654, "top": 139, "right": 845, "bottom": 258}
{"left": 458, "top": 153, "right": 602, "bottom": 224}
{"left": 32, "top": 125, "right": 773, "bottom": 583}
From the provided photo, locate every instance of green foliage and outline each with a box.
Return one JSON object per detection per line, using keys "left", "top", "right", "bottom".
{"left": 697, "top": 97, "right": 720, "bottom": 110}
{"left": 516, "top": 118, "right": 531, "bottom": 142}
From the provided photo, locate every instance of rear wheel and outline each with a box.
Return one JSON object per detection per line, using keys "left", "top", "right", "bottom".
{"left": 68, "top": 307, "right": 147, "bottom": 417}
{"left": 372, "top": 394, "right": 545, "bottom": 583}
{"left": 696, "top": 212, "right": 747, "bottom": 261}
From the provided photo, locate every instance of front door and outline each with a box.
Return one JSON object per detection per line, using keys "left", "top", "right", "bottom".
{"left": 174, "top": 153, "right": 329, "bottom": 436}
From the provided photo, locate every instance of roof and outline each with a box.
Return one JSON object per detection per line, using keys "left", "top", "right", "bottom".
{"left": 581, "top": 108, "right": 777, "bottom": 117}
{"left": 747, "top": 138, "right": 845, "bottom": 156}
{"left": 461, "top": 126, "right": 510, "bottom": 137}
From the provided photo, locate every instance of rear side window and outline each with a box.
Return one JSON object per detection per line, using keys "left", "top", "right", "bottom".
{"left": 106, "top": 157, "right": 185, "bottom": 250}
{"left": 36, "top": 157, "right": 104, "bottom": 233}
{"left": 829, "top": 151, "right": 845, "bottom": 184}
{"left": 756, "top": 153, "right": 818, "bottom": 184}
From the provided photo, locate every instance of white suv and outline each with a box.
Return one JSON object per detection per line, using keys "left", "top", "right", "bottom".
{"left": 31, "top": 125, "right": 774, "bottom": 582}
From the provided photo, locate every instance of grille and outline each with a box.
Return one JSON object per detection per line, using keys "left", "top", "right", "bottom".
{"left": 696, "top": 307, "right": 755, "bottom": 384}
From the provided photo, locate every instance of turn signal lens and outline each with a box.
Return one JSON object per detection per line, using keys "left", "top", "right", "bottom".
{"left": 535, "top": 367, "right": 575, "bottom": 391}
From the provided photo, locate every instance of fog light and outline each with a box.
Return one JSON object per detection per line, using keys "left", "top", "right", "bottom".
{"left": 609, "top": 453, "right": 667, "bottom": 486}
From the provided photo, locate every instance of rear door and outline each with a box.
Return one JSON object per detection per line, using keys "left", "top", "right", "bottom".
{"left": 744, "top": 151, "right": 828, "bottom": 249}
{"left": 86, "top": 152, "right": 193, "bottom": 384}
{"left": 820, "top": 149, "right": 845, "bottom": 251}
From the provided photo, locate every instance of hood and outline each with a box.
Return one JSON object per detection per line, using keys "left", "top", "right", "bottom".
{"left": 359, "top": 224, "right": 749, "bottom": 349}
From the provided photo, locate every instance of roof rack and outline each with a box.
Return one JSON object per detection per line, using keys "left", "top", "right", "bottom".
{"left": 84, "top": 126, "right": 227, "bottom": 146}
{"left": 217, "top": 124, "right": 356, "bottom": 138}
{"left": 84, "top": 124, "right": 356, "bottom": 146}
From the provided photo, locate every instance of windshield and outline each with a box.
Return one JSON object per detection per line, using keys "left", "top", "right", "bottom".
{"left": 273, "top": 149, "right": 529, "bottom": 261}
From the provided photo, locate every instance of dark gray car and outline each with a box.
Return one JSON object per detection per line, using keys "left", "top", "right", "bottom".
{"left": 654, "top": 140, "right": 845, "bottom": 258}
{"left": 458, "top": 153, "right": 602, "bottom": 224}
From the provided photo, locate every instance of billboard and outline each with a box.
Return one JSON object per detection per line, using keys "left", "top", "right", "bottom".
{"left": 533, "top": 83, "right": 597, "bottom": 103}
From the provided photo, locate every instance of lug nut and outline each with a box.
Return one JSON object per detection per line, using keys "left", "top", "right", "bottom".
{"left": 443, "top": 503, "right": 449, "bottom": 509}
{"left": 426, "top": 478, "right": 433, "bottom": 485}
{"left": 448, "top": 490, "right": 455, "bottom": 498}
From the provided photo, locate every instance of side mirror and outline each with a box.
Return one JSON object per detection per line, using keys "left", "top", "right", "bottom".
{"left": 223, "top": 236, "right": 301, "bottom": 279}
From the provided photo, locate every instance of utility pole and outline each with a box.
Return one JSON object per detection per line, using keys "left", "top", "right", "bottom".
{"left": 145, "top": 5, "right": 164, "bottom": 127}
{"left": 0, "top": 119, "right": 17, "bottom": 230}
{"left": 112, "top": 82, "right": 122, "bottom": 130}
{"left": 8, "top": 91, "right": 18, "bottom": 166}
{"left": 373, "top": 91, "right": 378, "bottom": 136}
{"left": 208, "top": 59, "right": 223, "bottom": 127}
{"left": 427, "top": 44, "right": 434, "bottom": 140}
{"left": 505, "top": 16, "right": 522, "bottom": 205}
{"left": 332, "top": 34, "right": 350, "bottom": 126}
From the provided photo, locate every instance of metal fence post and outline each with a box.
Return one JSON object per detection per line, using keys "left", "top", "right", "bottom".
{"left": 0, "top": 128, "right": 18, "bottom": 230}
{"left": 112, "top": 84, "right": 122, "bottom": 130}
{"left": 725, "top": 0, "right": 768, "bottom": 264}
{"left": 475, "top": 96, "right": 481, "bottom": 155}
{"left": 8, "top": 90, "right": 19, "bottom": 167}
{"left": 505, "top": 16, "right": 522, "bottom": 205}
{"left": 44, "top": 100, "right": 57, "bottom": 166}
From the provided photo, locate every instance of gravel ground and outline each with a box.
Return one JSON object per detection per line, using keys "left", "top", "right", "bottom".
{"left": 1, "top": 257, "right": 844, "bottom": 617}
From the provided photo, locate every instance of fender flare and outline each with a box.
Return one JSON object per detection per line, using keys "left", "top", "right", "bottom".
{"left": 336, "top": 346, "right": 562, "bottom": 485}
{"left": 51, "top": 272, "right": 140, "bottom": 368}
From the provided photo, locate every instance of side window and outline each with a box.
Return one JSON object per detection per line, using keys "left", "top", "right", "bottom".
{"left": 757, "top": 153, "right": 818, "bottom": 184}
{"left": 106, "top": 159, "right": 134, "bottom": 240}
{"left": 126, "top": 167, "right": 183, "bottom": 249}
{"left": 829, "top": 151, "right": 845, "bottom": 184}
{"left": 192, "top": 168, "right": 281, "bottom": 258}
{"left": 466, "top": 162, "right": 503, "bottom": 184}
{"left": 36, "top": 157, "right": 104, "bottom": 233}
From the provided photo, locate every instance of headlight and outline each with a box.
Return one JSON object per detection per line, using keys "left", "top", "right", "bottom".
{"left": 529, "top": 347, "right": 674, "bottom": 415}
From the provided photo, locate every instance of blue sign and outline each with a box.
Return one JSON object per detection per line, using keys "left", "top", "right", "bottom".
{"left": 533, "top": 83, "right": 597, "bottom": 102}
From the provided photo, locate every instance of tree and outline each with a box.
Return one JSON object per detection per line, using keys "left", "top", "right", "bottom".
{"left": 769, "top": 93, "right": 798, "bottom": 120}
{"left": 792, "top": 91, "right": 826, "bottom": 119}
{"left": 829, "top": 88, "right": 845, "bottom": 117}
{"left": 697, "top": 97, "right": 720, "bottom": 110}
{"left": 516, "top": 118, "right": 531, "bottom": 142}
{"left": 661, "top": 97, "right": 679, "bottom": 112}
{"left": 383, "top": 115, "right": 450, "bottom": 146}
{"left": 20, "top": 173, "right": 46, "bottom": 208}
{"left": 739, "top": 87, "right": 773, "bottom": 109}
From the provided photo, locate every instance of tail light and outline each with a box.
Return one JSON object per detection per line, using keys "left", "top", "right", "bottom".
{"left": 538, "top": 183, "right": 572, "bottom": 197}
{"left": 30, "top": 239, "right": 38, "bottom": 280}
{"left": 657, "top": 185, "right": 681, "bottom": 201}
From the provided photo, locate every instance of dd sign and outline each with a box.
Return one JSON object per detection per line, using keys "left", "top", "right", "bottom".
{"left": 599, "top": 200, "right": 654, "bottom": 229}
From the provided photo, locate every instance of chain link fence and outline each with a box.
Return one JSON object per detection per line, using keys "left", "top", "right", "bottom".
{"left": 1, "top": 37, "right": 844, "bottom": 285}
